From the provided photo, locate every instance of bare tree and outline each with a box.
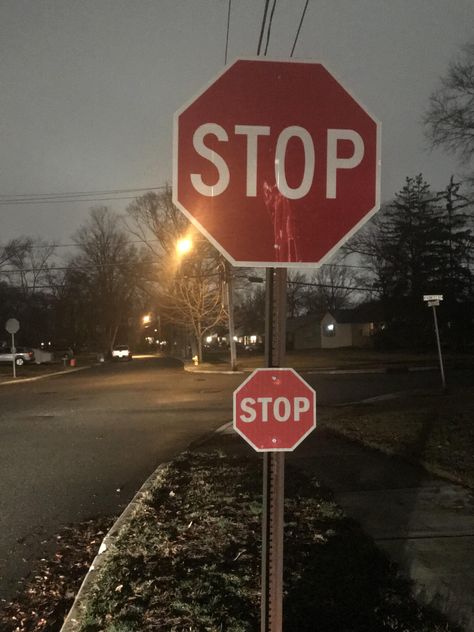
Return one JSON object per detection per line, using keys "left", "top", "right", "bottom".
{"left": 0, "top": 237, "right": 31, "bottom": 266}
{"left": 125, "top": 185, "right": 188, "bottom": 261}
{"left": 159, "top": 252, "right": 226, "bottom": 362}
{"left": 68, "top": 206, "right": 148, "bottom": 353}
{"left": 126, "top": 188, "right": 227, "bottom": 361}
{"left": 309, "top": 263, "right": 359, "bottom": 312}
{"left": 424, "top": 41, "right": 474, "bottom": 174}
{"left": 3, "top": 238, "right": 56, "bottom": 295}
{"left": 287, "top": 271, "right": 309, "bottom": 318}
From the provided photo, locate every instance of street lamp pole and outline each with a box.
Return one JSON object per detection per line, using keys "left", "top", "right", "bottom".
{"left": 225, "top": 261, "right": 237, "bottom": 371}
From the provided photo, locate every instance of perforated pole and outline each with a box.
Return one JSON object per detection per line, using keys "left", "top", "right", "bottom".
{"left": 261, "top": 267, "right": 286, "bottom": 632}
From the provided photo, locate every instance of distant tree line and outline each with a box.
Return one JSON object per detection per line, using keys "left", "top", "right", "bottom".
{"left": 345, "top": 174, "right": 473, "bottom": 349}
{"left": 1, "top": 39, "right": 473, "bottom": 356}
{"left": 1, "top": 173, "right": 471, "bottom": 355}
{"left": 0, "top": 189, "right": 228, "bottom": 361}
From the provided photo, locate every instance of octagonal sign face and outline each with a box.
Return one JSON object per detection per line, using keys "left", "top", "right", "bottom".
{"left": 173, "top": 58, "right": 381, "bottom": 268}
{"left": 233, "top": 368, "right": 316, "bottom": 452}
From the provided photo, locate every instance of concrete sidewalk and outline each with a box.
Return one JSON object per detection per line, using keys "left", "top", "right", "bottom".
{"left": 195, "top": 424, "right": 474, "bottom": 631}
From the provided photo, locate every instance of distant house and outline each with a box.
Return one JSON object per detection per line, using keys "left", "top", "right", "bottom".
{"left": 234, "top": 328, "right": 264, "bottom": 349}
{"left": 287, "top": 315, "right": 322, "bottom": 350}
{"left": 321, "top": 306, "right": 382, "bottom": 348}
{"left": 232, "top": 303, "right": 384, "bottom": 351}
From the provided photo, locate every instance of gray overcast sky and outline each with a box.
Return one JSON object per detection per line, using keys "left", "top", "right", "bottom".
{"left": 1, "top": 0, "right": 473, "bottom": 243}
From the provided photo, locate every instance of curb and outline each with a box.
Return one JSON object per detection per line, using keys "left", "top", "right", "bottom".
{"left": 184, "top": 365, "right": 244, "bottom": 375}
{"left": 60, "top": 463, "right": 169, "bottom": 632}
{"left": 0, "top": 365, "right": 93, "bottom": 386}
{"left": 185, "top": 365, "right": 439, "bottom": 376}
{"left": 61, "top": 421, "right": 235, "bottom": 630}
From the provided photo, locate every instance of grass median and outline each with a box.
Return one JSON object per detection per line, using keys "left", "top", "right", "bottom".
{"left": 70, "top": 451, "right": 457, "bottom": 632}
{"left": 322, "top": 384, "right": 474, "bottom": 489}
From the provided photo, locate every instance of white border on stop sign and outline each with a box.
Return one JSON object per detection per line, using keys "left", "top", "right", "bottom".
{"left": 233, "top": 367, "right": 317, "bottom": 452}
{"left": 172, "top": 56, "right": 381, "bottom": 269}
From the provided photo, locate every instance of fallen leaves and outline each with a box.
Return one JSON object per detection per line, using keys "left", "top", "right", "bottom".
{"left": 0, "top": 518, "right": 112, "bottom": 632}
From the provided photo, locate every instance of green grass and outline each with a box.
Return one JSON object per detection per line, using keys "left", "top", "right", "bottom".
{"left": 77, "top": 452, "right": 459, "bottom": 632}
{"left": 322, "top": 385, "right": 474, "bottom": 488}
{"left": 202, "top": 347, "right": 472, "bottom": 371}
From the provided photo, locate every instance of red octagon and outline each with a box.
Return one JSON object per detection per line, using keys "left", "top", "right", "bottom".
{"left": 173, "top": 58, "right": 380, "bottom": 267}
{"left": 233, "top": 368, "right": 316, "bottom": 452}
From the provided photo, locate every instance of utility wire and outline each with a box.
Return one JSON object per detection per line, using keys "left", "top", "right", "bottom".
{"left": 7, "top": 279, "right": 376, "bottom": 292}
{"left": 290, "top": 0, "right": 309, "bottom": 57}
{"left": 0, "top": 196, "right": 145, "bottom": 206}
{"left": 224, "top": 0, "right": 232, "bottom": 64}
{"left": 0, "top": 186, "right": 166, "bottom": 206}
{"left": 248, "top": 278, "right": 375, "bottom": 292}
{"left": 257, "top": 0, "right": 271, "bottom": 55}
{"left": 0, "top": 262, "right": 373, "bottom": 275}
{"left": 0, "top": 186, "right": 165, "bottom": 200}
{"left": 0, "top": 233, "right": 375, "bottom": 270}
{"left": 0, "top": 237, "right": 167, "bottom": 251}
{"left": 263, "top": 0, "right": 277, "bottom": 55}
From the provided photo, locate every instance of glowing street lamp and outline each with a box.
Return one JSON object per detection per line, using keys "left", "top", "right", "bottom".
{"left": 176, "top": 236, "right": 193, "bottom": 256}
{"left": 142, "top": 314, "right": 151, "bottom": 325}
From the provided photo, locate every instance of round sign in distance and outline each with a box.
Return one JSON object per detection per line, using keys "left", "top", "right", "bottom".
{"left": 5, "top": 318, "right": 20, "bottom": 334}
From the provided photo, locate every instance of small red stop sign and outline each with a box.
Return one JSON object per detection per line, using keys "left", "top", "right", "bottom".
{"left": 233, "top": 368, "right": 316, "bottom": 452}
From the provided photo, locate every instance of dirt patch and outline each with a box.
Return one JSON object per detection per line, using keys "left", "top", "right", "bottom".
{"left": 0, "top": 519, "right": 112, "bottom": 632}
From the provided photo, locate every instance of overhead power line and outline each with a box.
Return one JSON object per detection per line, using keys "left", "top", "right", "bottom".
{"left": 0, "top": 185, "right": 166, "bottom": 199}
{"left": 264, "top": 0, "right": 278, "bottom": 55}
{"left": 290, "top": 0, "right": 309, "bottom": 57}
{"left": 224, "top": 0, "right": 232, "bottom": 64}
{"left": 246, "top": 278, "right": 375, "bottom": 292}
{"left": 257, "top": 0, "right": 271, "bottom": 55}
{"left": 0, "top": 186, "right": 166, "bottom": 206}
{"left": 0, "top": 195, "right": 146, "bottom": 206}
{"left": 0, "top": 233, "right": 374, "bottom": 271}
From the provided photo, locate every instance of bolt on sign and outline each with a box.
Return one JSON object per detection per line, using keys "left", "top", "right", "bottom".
{"left": 173, "top": 58, "right": 381, "bottom": 267}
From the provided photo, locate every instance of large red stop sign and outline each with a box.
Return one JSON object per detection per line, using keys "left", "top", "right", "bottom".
{"left": 233, "top": 368, "right": 316, "bottom": 452}
{"left": 173, "top": 58, "right": 380, "bottom": 267}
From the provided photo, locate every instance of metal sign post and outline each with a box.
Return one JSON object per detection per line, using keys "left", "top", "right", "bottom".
{"left": 174, "top": 55, "right": 380, "bottom": 632}
{"left": 5, "top": 319, "right": 20, "bottom": 379}
{"left": 11, "top": 333, "right": 16, "bottom": 379}
{"left": 423, "top": 295, "right": 446, "bottom": 390}
{"left": 261, "top": 268, "right": 287, "bottom": 632}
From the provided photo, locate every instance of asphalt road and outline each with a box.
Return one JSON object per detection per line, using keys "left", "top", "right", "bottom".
{"left": 0, "top": 356, "right": 242, "bottom": 600}
{"left": 0, "top": 356, "right": 467, "bottom": 600}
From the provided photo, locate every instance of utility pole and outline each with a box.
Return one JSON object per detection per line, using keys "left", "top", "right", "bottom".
{"left": 225, "top": 261, "right": 237, "bottom": 371}
{"left": 261, "top": 267, "right": 287, "bottom": 631}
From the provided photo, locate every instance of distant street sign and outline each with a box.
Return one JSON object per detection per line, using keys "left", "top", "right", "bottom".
{"left": 173, "top": 58, "right": 381, "bottom": 267}
{"left": 233, "top": 368, "right": 316, "bottom": 451}
{"left": 5, "top": 318, "right": 20, "bottom": 334}
{"left": 423, "top": 295, "right": 443, "bottom": 302}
